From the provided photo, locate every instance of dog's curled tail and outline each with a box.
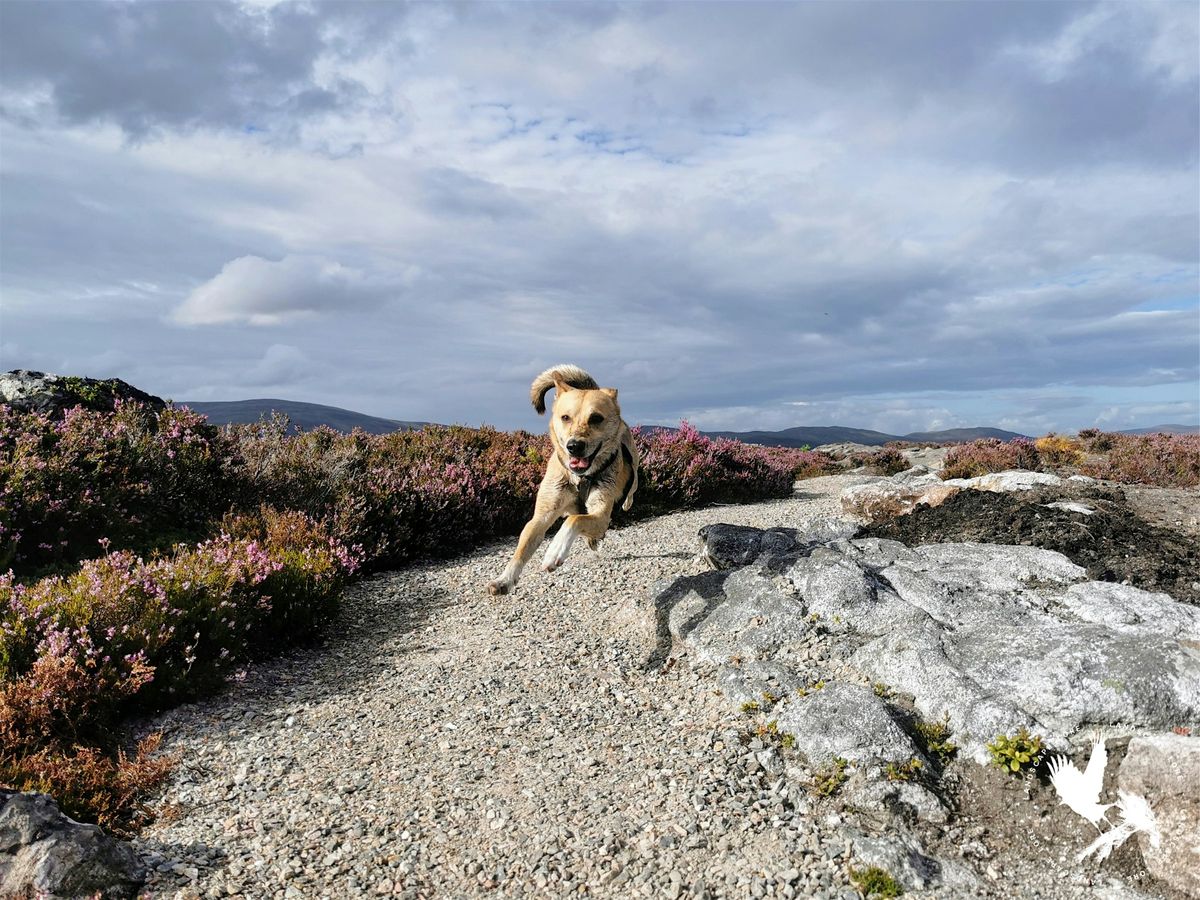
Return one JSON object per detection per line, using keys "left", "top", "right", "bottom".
{"left": 530, "top": 364, "right": 598, "bottom": 413}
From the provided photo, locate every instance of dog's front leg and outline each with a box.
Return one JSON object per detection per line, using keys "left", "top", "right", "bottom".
{"left": 488, "top": 503, "right": 562, "bottom": 596}
{"left": 542, "top": 509, "right": 612, "bottom": 572}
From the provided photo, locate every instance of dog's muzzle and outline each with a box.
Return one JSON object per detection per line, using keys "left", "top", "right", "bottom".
{"left": 565, "top": 440, "right": 595, "bottom": 473}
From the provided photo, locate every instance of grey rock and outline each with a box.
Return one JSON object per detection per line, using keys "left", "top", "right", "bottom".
{"left": 848, "top": 831, "right": 980, "bottom": 892}
{"left": 715, "top": 659, "right": 811, "bottom": 707}
{"left": 1117, "top": 733, "right": 1200, "bottom": 897}
{"left": 0, "top": 790, "right": 145, "bottom": 899}
{"left": 773, "top": 682, "right": 923, "bottom": 765}
{"left": 846, "top": 779, "right": 949, "bottom": 825}
{"left": 1056, "top": 582, "right": 1200, "bottom": 638}
{"left": 0, "top": 370, "right": 165, "bottom": 418}
{"left": 666, "top": 568, "right": 810, "bottom": 665}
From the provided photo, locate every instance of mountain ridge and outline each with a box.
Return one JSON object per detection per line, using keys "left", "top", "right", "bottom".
{"left": 180, "top": 397, "right": 1197, "bottom": 444}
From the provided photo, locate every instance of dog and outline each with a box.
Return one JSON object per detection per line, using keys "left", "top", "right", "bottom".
{"left": 487, "top": 364, "right": 640, "bottom": 595}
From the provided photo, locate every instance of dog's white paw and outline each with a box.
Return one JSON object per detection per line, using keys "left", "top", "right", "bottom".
{"left": 541, "top": 526, "right": 574, "bottom": 572}
{"left": 487, "top": 577, "right": 512, "bottom": 596}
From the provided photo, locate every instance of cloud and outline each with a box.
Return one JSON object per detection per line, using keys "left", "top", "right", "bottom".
{"left": 1, "top": 1, "right": 1196, "bottom": 433}
{"left": 245, "top": 343, "right": 310, "bottom": 386}
{"left": 174, "top": 255, "right": 388, "bottom": 326}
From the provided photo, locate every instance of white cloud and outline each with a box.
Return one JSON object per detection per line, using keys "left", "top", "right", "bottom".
{"left": 173, "top": 255, "right": 388, "bottom": 326}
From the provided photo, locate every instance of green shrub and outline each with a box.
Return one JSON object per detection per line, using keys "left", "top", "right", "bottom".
{"left": 849, "top": 865, "right": 903, "bottom": 897}
{"left": 987, "top": 727, "right": 1044, "bottom": 773}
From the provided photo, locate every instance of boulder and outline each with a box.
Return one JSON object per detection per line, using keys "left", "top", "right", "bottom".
{"left": 942, "top": 469, "right": 1063, "bottom": 492}
{"left": 697, "top": 524, "right": 795, "bottom": 570}
{"left": 0, "top": 790, "right": 145, "bottom": 899}
{"left": 772, "top": 682, "right": 923, "bottom": 765}
{"left": 1117, "top": 734, "right": 1200, "bottom": 897}
{"left": 840, "top": 481, "right": 960, "bottom": 522}
{"left": 0, "top": 370, "right": 165, "bottom": 418}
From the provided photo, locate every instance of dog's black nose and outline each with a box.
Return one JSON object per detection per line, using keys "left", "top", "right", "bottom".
{"left": 566, "top": 439, "right": 586, "bottom": 456}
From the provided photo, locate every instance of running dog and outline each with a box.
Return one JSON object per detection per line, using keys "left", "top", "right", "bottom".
{"left": 487, "top": 364, "right": 639, "bottom": 595}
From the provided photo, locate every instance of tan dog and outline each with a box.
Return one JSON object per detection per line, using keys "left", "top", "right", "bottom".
{"left": 487, "top": 364, "right": 639, "bottom": 595}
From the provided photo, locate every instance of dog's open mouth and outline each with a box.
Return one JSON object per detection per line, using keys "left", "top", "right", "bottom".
{"left": 568, "top": 450, "right": 595, "bottom": 472}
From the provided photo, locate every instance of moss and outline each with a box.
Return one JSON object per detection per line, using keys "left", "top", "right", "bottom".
{"left": 849, "top": 865, "right": 903, "bottom": 897}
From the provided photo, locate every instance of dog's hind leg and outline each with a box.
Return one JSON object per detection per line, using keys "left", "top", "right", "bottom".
{"left": 488, "top": 501, "right": 563, "bottom": 595}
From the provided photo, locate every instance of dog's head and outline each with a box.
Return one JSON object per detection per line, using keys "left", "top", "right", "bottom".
{"left": 549, "top": 377, "right": 622, "bottom": 474}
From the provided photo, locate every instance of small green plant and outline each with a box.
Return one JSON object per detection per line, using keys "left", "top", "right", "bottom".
{"left": 761, "top": 690, "right": 779, "bottom": 705}
{"left": 849, "top": 865, "right": 903, "bottom": 897}
{"left": 740, "top": 700, "right": 761, "bottom": 713}
{"left": 781, "top": 733, "right": 796, "bottom": 750}
{"left": 987, "top": 727, "right": 1044, "bottom": 773}
{"left": 809, "top": 757, "right": 850, "bottom": 797}
{"left": 873, "top": 682, "right": 894, "bottom": 699}
{"left": 912, "top": 716, "right": 957, "bottom": 766}
{"left": 885, "top": 757, "right": 924, "bottom": 782}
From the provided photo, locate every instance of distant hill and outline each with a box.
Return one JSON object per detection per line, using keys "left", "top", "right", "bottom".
{"left": 642, "top": 424, "right": 1028, "bottom": 448}
{"left": 181, "top": 399, "right": 426, "bottom": 434}
{"left": 706, "top": 426, "right": 901, "bottom": 448}
{"left": 902, "top": 427, "right": 1027, "bottom": 443}
{"left": 1117, "top": 424, "right": 1199, "bottom": 436}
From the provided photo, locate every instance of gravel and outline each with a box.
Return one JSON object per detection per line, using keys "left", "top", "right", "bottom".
{"left": 128, "top": 475, "right": 1159, "bottom": 899}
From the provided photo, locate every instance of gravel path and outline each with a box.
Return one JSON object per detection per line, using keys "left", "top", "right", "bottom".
{"left": 134, "top": 476, "right": 887, "bottom": 899}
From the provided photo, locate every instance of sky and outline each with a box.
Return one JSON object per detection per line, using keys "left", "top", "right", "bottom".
{"left": 0, "top": 0, "right": 1197, "bottom": 435}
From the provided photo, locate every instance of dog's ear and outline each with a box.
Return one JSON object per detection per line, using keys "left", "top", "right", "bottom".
{"left": 601, "top": 388, "right": 618, "bottom": 401}
{"left": 553, "top": 376, "right": 574, "bottom": 397}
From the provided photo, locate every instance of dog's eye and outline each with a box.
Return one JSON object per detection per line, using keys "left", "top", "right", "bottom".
{"left": 589, "top": 414, "right": 605, "bottom": 426}
{"left": 560, "top": 414, "right": 571, "bottom": 423}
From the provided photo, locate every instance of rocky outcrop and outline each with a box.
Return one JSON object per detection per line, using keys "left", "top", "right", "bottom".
{"left": 675, "top": 526, "right": 1200, "bottom": 766}
{"left": 0, "top": 370, "right": 165, "bottom": 418}
{"left": 1117, "top": 734, "right": 1200, "bottom": 897}
{"left": 0, "top": 790, "right": 145, "bottom": 899}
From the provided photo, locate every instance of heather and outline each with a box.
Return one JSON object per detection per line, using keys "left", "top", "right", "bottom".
{"left": 0, "top": 508, "right": 359, "bottom": 831}
{"left": 0, "top": 402, "right": 234, "bottom": 577}
{"left": 1077, "top": 431, "right": 1200, "bottom": 488}
{"left": 940, "top": 438, "right": 1042, "bottom": 480}
{"left": 848, "top": 447, "right": 909, "bottom": 476}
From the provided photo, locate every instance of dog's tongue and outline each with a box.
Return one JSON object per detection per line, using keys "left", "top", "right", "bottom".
{"left": 569, "top": 455, "right": 589, "bottom": 471}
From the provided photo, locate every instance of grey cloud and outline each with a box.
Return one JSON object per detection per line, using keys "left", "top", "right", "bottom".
{"left": 0, "top": 0, "right": 400, "bottom": 139}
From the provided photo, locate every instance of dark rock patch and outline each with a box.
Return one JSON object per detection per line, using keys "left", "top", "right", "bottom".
{"left": 861, "top": 486, "right": 1200, "bottom": 605}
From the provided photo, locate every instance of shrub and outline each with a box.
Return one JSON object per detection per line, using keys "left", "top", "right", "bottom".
{"left": 912, "top": 716, "right": 958, "bottom": 767}
{"left": 941, "top": 438, "right": 1041, "bottom": 480}
{"left": 1080, "top": 432, "right": 1200, "bottom": 488}
{"left": 849, "top": 865, "right": 903, "bottom": 897}
{"left": 0, "top": 735, "right": 174, "bottom": 837}
{"left": 986, "top": 728, "right": 1044, "bottom": 774}
{"left": 633, "top": 422, "right": 797, "bottom": 513}
{"left": 0, "top": 402, "right": 233, "bottom": 577}
{"left": 0, "top": 513, "right": 358, "bottom": 830}
{"left": 1034, "top": 434, "right": 1084, "bottom": 468}
{"left": 850, "top": 447, "right": 909, "bottom": 476}
{"left": 808, "top": 756, "right": 850, "bottom": 797}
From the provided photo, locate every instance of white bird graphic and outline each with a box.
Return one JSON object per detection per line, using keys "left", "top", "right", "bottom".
{"left": 1047, "top": 738, "right": 1113, "bottom": 830}
{"left": 1077, "top": 790, "right": 1161, "bottom": 862}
